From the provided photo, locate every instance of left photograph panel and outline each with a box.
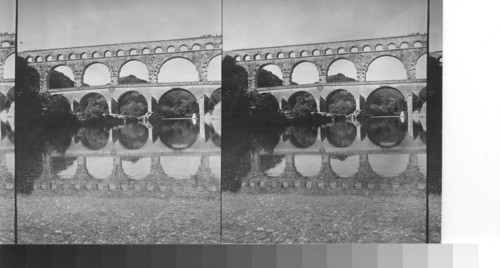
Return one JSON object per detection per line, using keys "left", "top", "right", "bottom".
{"left": 0, "top": 0, "right": 16, "bottom": 244}
{"left": 16, "top": 0, "right": 222, "bottom": 243}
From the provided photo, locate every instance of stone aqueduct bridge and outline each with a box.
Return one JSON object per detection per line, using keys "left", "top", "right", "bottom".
{"left": 225, "top": 34, "right": 428, "bottom": 116}
{"left": 19, "top": 36, "right": 222, "bottom": 115}
{"left": 0, "top": 33, "right": 15, "bottom": 104}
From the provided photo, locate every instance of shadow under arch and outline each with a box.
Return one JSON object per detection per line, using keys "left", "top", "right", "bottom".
{"left": 326, "top": 121, "right": 357, "bottom": 147}
{"left": 366, "top": 117, "right": 407, "bottom": 148}
{"left": 158, "top": 120, "right": 199, "bottom": 149}
{"left": 115, "top": 124, "right": 149, "bottom": 150}
{"left": 79, "top": 92, "right": 109, "bottom": 114}
{"left": 366, "top": 55, "right": 407, "bottom": 81}
{"left": 256, "top": 63, "right": 283, "bottom": 88}
{"left": 290, "top": 61, "right": 319, "bottom": 85}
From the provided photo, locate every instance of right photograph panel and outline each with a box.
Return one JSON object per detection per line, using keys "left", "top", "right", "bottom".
{"left": 222, "top": 0, "right": 430, "bottom": 243}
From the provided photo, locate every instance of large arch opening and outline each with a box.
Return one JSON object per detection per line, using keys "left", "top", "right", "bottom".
{"left": 158, "top": 58, "right": 198, "bottom": 83}
{"left": 367, "top": 118, "right": 407, "bottom": 147}
{"left": 327, "top": 59, "right": 357, "bottom": 83}
{"left": 83, "top": 63, "right": 111, "bottom": 86}
{"left": 79, "top": 93, "right": 109, "bottom": 119}
{"left": 117, "top": 91, "right": 148, "bottom": 116}
{"left": 157, "top": 88, "right": 198, "bottom": 118}
{"left": 116, "top": 124, "right": 149, "bottom": 150}
{"left": 0, "top": 93, "right": 7, "bottom": 111}
{"left": 326, "top": 122, "right": 357, "bottom": 147}
{"left": 158, "top": 120, "right": 199, "bottom": 149}
{"left": 48, "top": 66, "right": 75, "bottom": 89}
{"left": 119, "top": 60, "right": 149, "bottom": 84}
{"left": 366, "top": 56, "right": 407, "bottom": 81}
{"left": 415, "top": 54, "right": 427, "bottom": 79}
{"left": 325, "top": 90, "right": 356, "bottom": 115}
{"left": 122, "top": 157, "right": 151, "bottom": 180}
{"left": 366, "top": 87, "right": 406, "bottom": 116}
{"left": 257, "top": 64, "right": 283, "bottom": 88}
{"left": 207, "top": 55, "right": 222, "bottom": 81}
{"left": 2, "top": 54, "right": 14, "bottom": 79}
{"left": 291, "top": 62, "right": 319, "bottom": 85}
{"left": 286, "top": 91, "right": 317, "bottom": 116}
{"left": 78, "top": 127, "right": 110, "bottom": 150}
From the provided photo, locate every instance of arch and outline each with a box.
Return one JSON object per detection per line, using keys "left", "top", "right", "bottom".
{"left": 400, "top": 42, "right": 409, "bottom": 49}
{"left": 369, "top": 154, "right": 409, "bottom": 177}
{"left": 86, "top": 157, "right": 113, "bottom": 179}
{"left": 79, "top": 92, "right": 109, "bottom": 116}
{"left": 167, "top": 46, "right": 175, "bottom": 52}
{"left": 2, "top": 54, "right": 15, "bottom": 79}
{"left": 158, "top": 120, "right": 198, "bottom": 148}
{"left": 158, "top": 57, "right": 198, "bottom": 83}
{"left": 295, "top": 155, "right": 321, "bottom": 177}
{"left": 116, "top": 124, "right": 149, "bottom": 149}
{"left": 243, "top": 55, "right": 250, "bottom": 61}
{"left": 57, "top": 54, "right": 64, "bottom": 60}
{"left": 142, "top": 48, "right": 151, "bottom": 54}
{"left": 325, "top": 48, "right": 333, "bottom": 55}
{"left": 119, "top": 60, "right": 149, "bottom": 83}
{"left": 235, "top": 55, "right": 241, "bottom": 61}
{"left": 366, "top": 87, "right": 407, "bottom": 116}
{"left": 104, "top": 51, "right": 112, "bottom": 57}
{"left": 277, "top": 52, "right": 284, "bottom": 58}
{"left": 300, "top": 50, "right": 308, "bottom": 57}
{"left": 327, "top": 59, "right": 357, "bottom": 82}
{"left": 287, "top": 91, "right": 317, "bottom": 112}
{"left": 92, "top": 52, "right": 100, "bottom": 58}
{"left": 312, "top": 49, "right": 320, "bottom": 56}
{"left": 48, "top": 65, "right": 75, "bottom": 89}
{"left": 363, "top": 45, "right": 371, "bottom": 52}
{"left": 257, "top": 64, "right": 283, "bottom": 88}
{"left": 207, "top": 55, "right": 222, "bottom": 81}
{"left": 387, "top": 43, "right": 397, "bottom": 50}
{"left": 350, "top": 47, "right": 359, "bottom": 53}
{"left": 375, "top": 44, "right": 384, "bottom": 51}
{"left": 205, "top": 43, "right": 214, "bottom": 50}
{"left": 325, "top": 89, "right": 356, "bottom": 115}
{"left": 54, "top": 157, "right": 77, "bottom": 179}
{"left": 81, "top": 53, "right": 88, "bottom": 59}
{"left": 0, "top": 92, "right": 6, "bottom": 111}
{"left": 83, "top": 63, "right": 111, "bottom": 86}
{"left": 338, "top": 47, "right": 346, "bottom": 54}
{"left": 155, "top": 47, "right": 163, "bottom": 53}
{"left": 330, "top": 155, "right": 359, "bottom": 178}
{"left": 157, "top": 88, "right": 198, "bottom": 118}
{"left": 254, "top": 54, "right": 261, "bottom": 60}
{"left": 35, "top": 56, "right": 43, "bottom": 62}
{"left": 413, "top": 41, "right": 422, "bottom": 48}
{"left": 326, "top": 122, "right": 357, "bottom": 147}
{"left": 415, "top": 53, "right": 427, "bottom": 79}
{"left": 160, "top": 156, "right": 200, "bottom": 179}
{"left": 265, "top": 53, "right": 272, "bottom": 59}
{"left": 46, "top": 55, "right": 53, "bottom": 61}
{"left": 366, "top": 56, "right": 407, "bottom": 81}
{"left": 79, "top": 127, "right": 110, "bottom": 150}
{"left": 1, "top": 41, "right": 11, "bottom": 47}
{"left": 117, "top": 91, "right": 148, "bottom": 116}
{"left": 291, "top": 61, "right": 319, "bottom": 84}
{"left": 288, "top": 125, "right": 318, "bottom": 148}
{"left": 367, "top": 117, "right": 407, "bottom": 146}
{"left": 129, "top": 49, "right": 138, "bottom": 55}
{"left": 289, "top": 51, "right": 296, "bottom": 58}
{"left": 117, "top": 50, "right": 125, "bottom": 56}
{"left": 192, "top": 44, "right": 201, "bottom": 51}
{"left": 179, "top": 45, "right": 188, "bottom": 52}
{"left": 122, "top": 157, "right": 151, "bottom": 180}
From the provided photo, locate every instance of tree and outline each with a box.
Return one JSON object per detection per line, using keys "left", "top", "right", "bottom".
{"left": 327, "top": 90, "right": 356, "bottom": 114}
{"left": 119, "top": 92, "right": 147, "bottom": 116}
{"left": 118, "top": 74, "right": 148, "bottom": 84}
{"left": 326, "top": 73, "right": 356, "bottom": 83}
{"left": 257, "top": 68, "right": 283, "bottom": 87}
{"left": 222, "top": 56, "right": 250, "bottom": 118}
{"left": 48, "top": 69, "right": 75, "bottom": 89}
{"left": 289, "top": 93, "right": 316, "bottom": 118}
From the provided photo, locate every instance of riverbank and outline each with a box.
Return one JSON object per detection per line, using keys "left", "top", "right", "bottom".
{"left": 0, "top": 195, "right": 14, "bottom": 244}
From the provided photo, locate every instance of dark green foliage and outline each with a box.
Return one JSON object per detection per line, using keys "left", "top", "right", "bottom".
{"left": 257, "top": 68, "right": 283, "bottom": 88}
{"left": 327, "top": 90, "right": 356, "bottom": 114}
{"left": 158, "top": 89, "right": 198, "bottom": 118}
{"left": 48, "top": 69, "right": 74, "bottom": 89}
{"left": 326, "top": 73, "right": 356, "bottom": 83}
{"left": 366, "top": 88, "right": 407, "bottom": 116}
{"left": 249, "top": 91, "right": 279, "bottom": 114}
{"left": 289, "top": 92, "right": 317, "bottom": 118}
{"left": 81, "top": 94, "right": 109, "bottom": 121}
{"left": 118, "top": 92, "right": 147, "bottom": 116}
{"left": 222, "top": 56, "right": 250, "bottom": 118}
{"left": 207, "top": 88, "right": 221, "bottom": 112}
{"left": 118, "top": 74, "right": 148, "bottom": 84}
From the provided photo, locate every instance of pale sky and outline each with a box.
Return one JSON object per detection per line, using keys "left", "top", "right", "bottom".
{"left": 224, "top": 0, "right": 428, "bottom": 50}
{"left": 18, "top": 0, "right": 221, "bottom": 51}
{"left": 0, "top": 0, "right": 15, "bottom": 33}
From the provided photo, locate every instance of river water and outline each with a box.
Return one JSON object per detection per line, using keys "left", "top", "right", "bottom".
{"left": 222, "top": 117, "right": 436, "bottom": 243}
{"left": 16, "top": 119, "right": 221, "bottom": 243}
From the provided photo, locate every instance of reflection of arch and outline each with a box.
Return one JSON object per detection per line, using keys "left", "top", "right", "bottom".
{"left": 119, "top": 60, "right": 149, "bottom": 82}
{"left": 295, "top": 155, "right": 321, "bottom": 177}
{"left": 291, "top": 61, "right": 319, "bottom": 84}
{"left": 2, "top": 53, "right": 15, "bottom": 79}
{"left": 415, "top": 53, "right": 427, "bottom": 79}
{"left": 366, "top": 118, "right": 407, "bottom": 147}
{"left": 158, "top": 120, "right": 198, "bottom": 149}
{"left": 207, "top": 55, "right": 222, "bottom": 81}
{"left": 330, "top": 155, "right": 359, "bottom": 178}
{"left": 55, "top": 157, "right": 77, "bottom": 179}
{"left": 326, "top": 122, "right": 357, "bottom": 147}
{"left": 160, "top": 156, "right": 200, "bottom": 179}
{"left": 158, "top": 57, "right": 198, "bottom": 82}
{"left": 79, "top": 127, "right": 109, "bottom": 150}
{"left": 83, "top": 63, "right": 111, "bottom": 86}
{"left": 117, "top": 91, "right": 148, "bottom": 116}
{"left": 369, "top": 154, "right": 409, "bottom": 177}
{"left": 325, "top": 89, "right": 356, "bottom": 115}
{"left": 288, "top": 125, "right": 317, "bottom": 148}
{"left": 366, "top": 56, "right": 407, "bottom": 81}
{"left": 86, "top": 157, "right": 113, "bottom": 179}
{"left": 48, "top": 65, "right": 75, "bottom": 89}
{"left": 122, "top": 157, "right": 151, "bottom": 180}
{"left": 116, "top": 124, "right": 149, "bottom": 150}
{"left": 288, "top": 91, "right": 317, "bottom": 112}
